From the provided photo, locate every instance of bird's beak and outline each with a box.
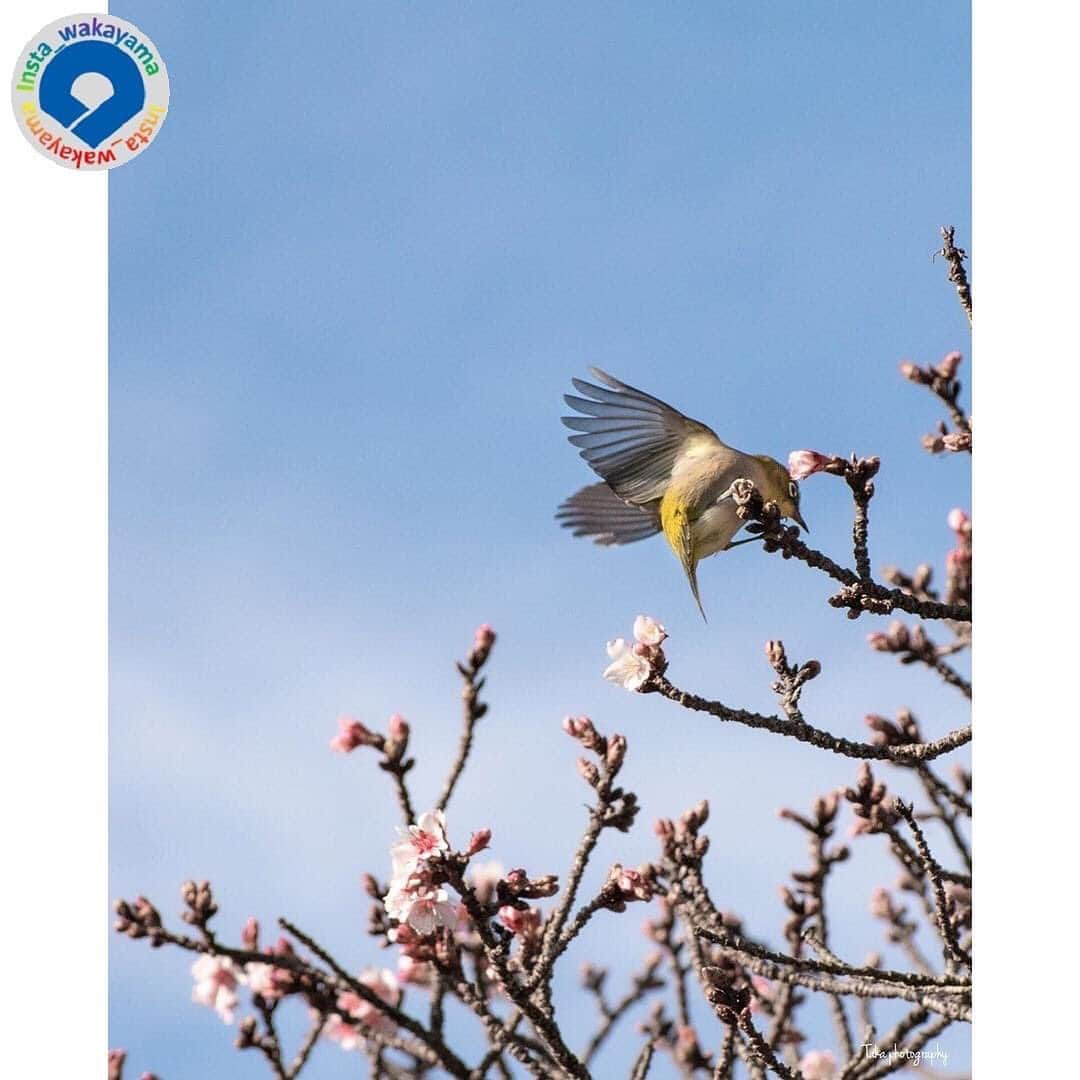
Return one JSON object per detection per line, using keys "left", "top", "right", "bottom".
{"left": 792, "top": 508, "right": 810, "bottom": 532}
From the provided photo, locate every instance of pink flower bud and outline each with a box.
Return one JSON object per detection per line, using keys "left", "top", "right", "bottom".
{"left": 387, "top": 713, "right": 410, "bottom": 741}
{"left": 241, "top": 917, "right": 259, "bottom": 950}
{"left": 866, "top": 632, "right": 889, "bottom": 651}
{"left": 899, "top": 360, "right": 922, "bottom": 382}
{"left": 868, "top": 887, "right": 892, "bottom": 919}
{"left": 577, "top": 758, "right": 600, "bottom": 787}
{"left": 465, "top": 829, "right": 492, "bottom": 856}
{"left": 504, "top": 868, "right": 528, "bottom": 890}
{"left": 605, "top": 733, "right": 627, "bottom": 771}
{"left": 329, "top": 716, "right": 378, "bottom": 753}
{"left": 108, "top": 1050, "right": 126, "bottom": 1080}
{"left": 498, "top": 905, "right": 542, "bottom": 936}
{"left": 562, "top": 715, "right": 601, "bottom": 749}
{"left": 937, "top": 350, "right": 963, "bottom": 378}
{"left": 787, "top": 449, "right": 831, "bottom": 481}
{"left": 947, "top": 508, "right": 971, "bottom": 535}
{"left": 473, "top": 624, "right": 496, "bottom": 651}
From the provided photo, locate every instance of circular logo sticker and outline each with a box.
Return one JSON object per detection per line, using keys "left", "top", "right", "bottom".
{"left": 11, "top": 13, "right": 169, "bottom": 170}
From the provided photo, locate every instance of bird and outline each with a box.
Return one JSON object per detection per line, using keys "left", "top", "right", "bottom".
{"left": 556, "top": 368, "right": 808, "bottom": 619}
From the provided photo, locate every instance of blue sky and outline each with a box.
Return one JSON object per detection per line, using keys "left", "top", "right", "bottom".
{"left": 110, "top": 3, "right": 970, "bottom": 1076}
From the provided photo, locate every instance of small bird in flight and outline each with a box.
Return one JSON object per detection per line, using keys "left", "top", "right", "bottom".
{"left": 556, "top": 368, "right": 808, "bottom": 619}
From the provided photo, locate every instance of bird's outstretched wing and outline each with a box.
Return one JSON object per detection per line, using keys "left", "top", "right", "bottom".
{"left": 555, "top": 482, "right": 661, "bottom": 545}
{"left": 562, "top": 368, "right": 728, "bottom": 504}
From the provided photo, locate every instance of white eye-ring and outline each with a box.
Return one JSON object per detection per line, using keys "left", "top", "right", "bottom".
{"left": 788, "top": 480, "right": 799, "bottom": 500}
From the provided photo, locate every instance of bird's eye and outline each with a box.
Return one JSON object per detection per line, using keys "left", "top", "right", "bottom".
{"left": 788, "top": 481, "right": 799, "bottom": 500}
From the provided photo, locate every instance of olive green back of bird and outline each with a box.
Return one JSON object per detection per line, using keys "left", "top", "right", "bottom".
{"left": 556, "top": 368, "right": 807, "bottom": 618}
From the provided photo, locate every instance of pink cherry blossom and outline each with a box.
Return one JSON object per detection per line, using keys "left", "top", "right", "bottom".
{"left": 322, "top": 1012, "right": 365, "bottom": 1051}
{"left": 329, "top": 716, "right": 377, "bottom": 753}
{"left": 788, "top": 449, "right": 832, "bottom": 480}
{"left": 244, "top": 962, "right": 279, "bottom": 999}
{"left": 190, "top": 954, "right": 244, "bottom": 1024}
{"left": 468, "top": 858, "right": 506, "bottom": 903}
{"left": 499, "top": 905, "right": 542, "bottom": 937}
{"left": 390, "top": 810, "right": 449, "bottom": 878}
{"left": 384, "top": 878, "right": 458, "bottom": 936}
{"left": 334, "top": 969, "right": 400, "bottom": 1038}
{"left": 603, "top": 638, "right": 651, "bottom": 692}
{"left": 397, "top": 953, "right": 433, "bottom": 987}
{"left": 632, "top": 615, "right": 667, "bottom": 647}
{"left": 799, "top": 1049, "right": 839, "bottom": 1079}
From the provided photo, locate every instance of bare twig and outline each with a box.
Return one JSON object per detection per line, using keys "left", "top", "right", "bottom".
{"left": 648, "top": 673, "right": 970, "bottom": 764}
{"left": 938, "top": 226, "right": 972, "bottom": 327}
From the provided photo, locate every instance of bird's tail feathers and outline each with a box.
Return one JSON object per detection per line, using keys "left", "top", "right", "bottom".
{"left": 556, "top": 483, "right": 661, "bottom": 546}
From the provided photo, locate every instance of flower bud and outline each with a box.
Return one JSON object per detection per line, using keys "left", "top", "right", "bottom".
{"left": 605, "top": 733, "right": 627, "bottom": 772}
{"left": 465, "top": 829, "right": 492, "bottom": 856}
{"left": 937, "top": 350, "right": 963, "bottom": 379}
{"left": 577, "top": 758, "right": 600, "bottom": 786}
{"left": 241, "top": 917, "right": 259, "bottom": 950}
{"left": 787, "top": 450, "right": 832, "bottom": 481}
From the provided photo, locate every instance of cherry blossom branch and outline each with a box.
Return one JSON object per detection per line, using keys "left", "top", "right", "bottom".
{"left": 737, "top": 1016, "right": 796, "bottom": 1080}
{"left": 892, "top": 804, "right": 970, "bottom": 969}
{"left": 901, "top": 351, "right": 972, "bottom": 455}
{"left": 646, "top": 670, "right": 970, "bottom": 764}
{"left": 629, "top": 1039, "right": 657, "bottom": 1079}
{"left": 937, "top": 225, "right": 972, "bottom": 327}
{"left": 711, "top": 950, "right": 970, "bottom": 1022}
{"left": 777, "top": 793, "right": 854, "bottom": 1060}
{"left": 113, "top": 906, "right": 460, "bottom": 1075}
{"left": 452, "top": 979, "right": 549, "bottom": 1078}
{"left": 580, "top": 955, "right": 664, "bottom": 1066}
{"left": 692, "top": 926, "right": 966, "bottom": 992}
{"left": 330, "top": 713, "right": 417, "bottom": 826}
{"left": 437, "top": 626, "right": 495, "bottom": 813}
{"left": 866, "top": 621, "right": 971, "bottom": 699}
{"left": 714, "top": 1024, "right": 737, "bottom": 1079}
{"left": 276, "top": 916, "right": 472, "bottom": 1071}
{"left": 531, "top": 718, "right": 639, "bottom": 992}
{"left": 284, "top": 1013, "right": 326, "bottom": 1079}
{"left": 444, "top": 867, "right": 590, "bottom": 1079}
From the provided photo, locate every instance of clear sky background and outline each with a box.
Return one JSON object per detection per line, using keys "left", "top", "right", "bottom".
{"left": 110, "top": 3, "right": 971, "bottom": 1076}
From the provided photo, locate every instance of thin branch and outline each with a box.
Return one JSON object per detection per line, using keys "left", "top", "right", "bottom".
{"left": 694, "top": 926, "right": 967, "bottom": 991}
{"left": 649, "top": 673, "right": 971, "bottom": 764}
{"left": 447, "top": 870, "right": 590, "bottom": 1079}
{"left": 629, "top": 1039, "right": 656, "bottom": 1080}
{"left": 739, "top": 1015, "right": 796, "bottom": 1080}
{"left": 938, "top": 226, "right": 972, "bottom": 327}
{"left": 726, "top": 475, "right": 971, "bottom": 622}
{"left": 286, "top": 1013, "right": 327, "bottom": 1079}
{"left": 278, "top": 918, "right": 473, "bottom": 1077}
{"left": 893, "top": 805, "right": 970, "bottom": 969}
{"left": 437, "top": 642, "right": 492, "bottom": 813}
{"left": 582, "top": 954, "right": 664, "bottom": 1066}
